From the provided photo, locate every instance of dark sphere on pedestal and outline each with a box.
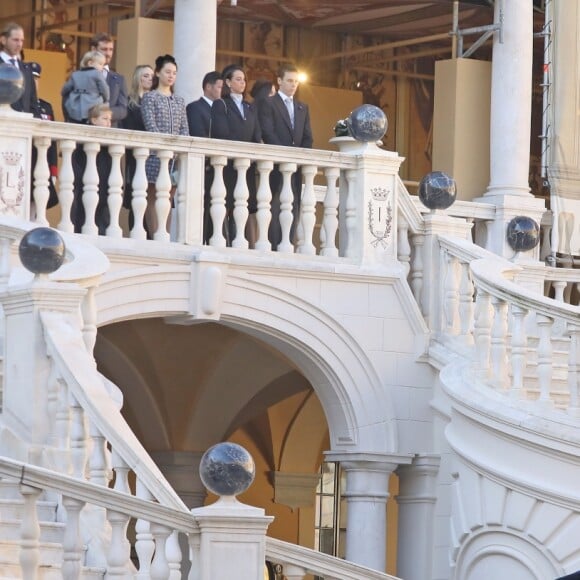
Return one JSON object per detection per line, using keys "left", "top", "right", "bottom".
{"left": 0, "top": 63, "right": 24, "bottom": 105}
{"left": 199, "top": 442, "right": 255, "bottom": 497}
{"left": 19, "top": 228, "right": 66, "bottom": 274}
{"left": 506, "top": 216, "right": 540, "bottom": 252}
{"left": 418, "top": 171, "right": 457, "bottom": 210}
{"left": 346, "top": 104, "right": 388, "bottom": 142}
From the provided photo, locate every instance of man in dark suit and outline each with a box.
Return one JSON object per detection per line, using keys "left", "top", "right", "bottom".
{"left": 186, "top": 70, "right": 223, "bottom": 138}
{"left": 186, "top": 70, "right": 223, "bottom": 243}
{"left": 90, "top": 32, "right": 127, "bottom": 127}
{"left": 0, "top": 22, "right": 39, "bottom": 116}
{"left": 258, "top": 63, "right": 313, "bottom": 250}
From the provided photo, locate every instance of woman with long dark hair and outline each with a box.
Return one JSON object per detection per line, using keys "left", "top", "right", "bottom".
{"left": 210, "top": 64, "right": 261, "bottom": 246}
{"left": 141, "top": 54, "right": 189, "bottom": 237}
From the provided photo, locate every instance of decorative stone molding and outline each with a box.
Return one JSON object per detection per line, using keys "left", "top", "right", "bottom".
{"left": 270, "top": 471, "right": 320, "bottom": 511}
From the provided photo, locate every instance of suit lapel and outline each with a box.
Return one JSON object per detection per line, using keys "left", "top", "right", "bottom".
{"left": 275, "top": 94, "right": 293, "bottom": 132}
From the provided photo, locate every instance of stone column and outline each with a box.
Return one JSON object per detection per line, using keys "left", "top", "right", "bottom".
{"left": 151, "top": 451, "right": 207, "bottom": 508}
{"left": 476, "top": 0, "right": 546, "bottom": 258}
{"left": 325, "top": 452, "right": 412, "bottom": 572}
{"left": 396, "top": 454, "right": 440, "bottom": 580}
{"left": 174, "top": 0, "right": 217, "bottom": 103}
{"left": 547, "top": 3, "right": 580, "bottom": 257}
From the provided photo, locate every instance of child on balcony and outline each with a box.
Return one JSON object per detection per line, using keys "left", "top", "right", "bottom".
{"left": 71, "top": 104, "right": 113, "bottom": 235}
{"left": 61, "top": 50, "right": 110, "bottom": 123}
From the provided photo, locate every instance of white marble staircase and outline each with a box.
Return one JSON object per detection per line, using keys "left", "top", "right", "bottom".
{"left": 0, "top": 480, "right": 105, "bottom": 579}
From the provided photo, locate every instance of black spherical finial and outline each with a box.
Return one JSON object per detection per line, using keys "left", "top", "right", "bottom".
{"left": 418, "top": 171, "right": 457, "bottom": 211}
{"left": 19, "top": 228, "right": 66, "bottom": 275}
{"left": 506, "top": 216, "right": 540, "bottom": 253}
{"left": 199, "top": 442, "right": 255, "bottom": 497}
{"left": 346, "top": 104, "right": 388, "bottom": 142}
{"left": 0, "top": 63, "right": 24, "bottom": 106}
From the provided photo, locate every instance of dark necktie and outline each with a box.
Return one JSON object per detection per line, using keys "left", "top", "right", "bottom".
{"left": 9, "top": 58, "right": 17, "bottom": 67}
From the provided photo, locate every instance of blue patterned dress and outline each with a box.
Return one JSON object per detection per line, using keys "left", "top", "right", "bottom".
{"left": 141, "top": 90, "right": 189, "bottom": 183}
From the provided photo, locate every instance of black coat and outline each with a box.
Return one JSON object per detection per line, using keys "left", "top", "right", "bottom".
{"left": 186, "top": 97, "right": 212, "bottom": 137}
{"left": 11, "top": 60, "right": 38, "bottom": 115}
{"left": 258, "top": 92, "right": 312, "bottom": 148}
{"left": 106, "top": 69, "right": 128, "bottom": 126}
{"left": 209, "top": 96, "right": 261, "bottom": 143}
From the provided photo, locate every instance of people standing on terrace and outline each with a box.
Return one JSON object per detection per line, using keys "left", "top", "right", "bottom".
{"left": 258, "top": 64, "right": 313, "bottom": 250}
{"left": 61, "top": 50, "right": 109, "bottom": 124}
{"left": 121, "top": 64, "right": 154, "bottom": 233}
{"left": 71, "top": 104, "right": 114, "bottom": 235}
{"left": 210, "top": 64, "right": 262, "bottom": 246}
{"left": 186, "top": 70, "right": 223, "bottom": 243}
{"left": 89, "top": 32, "right": 128, "bottom": 127}
{"left": 141, "top": 54, "right": 189, "bottom": 237}
{"left": 0, "top": 22, "right": 39, "bottom": 115}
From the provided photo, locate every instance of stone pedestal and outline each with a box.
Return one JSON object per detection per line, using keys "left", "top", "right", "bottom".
{"left": 0, "top": 108, "right": 34, "bottom": 220}
{"left": 1, "top": 280, "right": 85, "bottom": 462}
{"left": 330, "top": 137, "right": 404, "bottom": 267}
{"left": 191, "top": 497, "right": 273, "bottom": 580}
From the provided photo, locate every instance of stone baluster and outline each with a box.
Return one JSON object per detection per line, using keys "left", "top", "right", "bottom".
{"left": 111, "top": 449, "right": 131, "bottom": 495}
{"left": 88, "top": 421, "right": 110, "bottom": 487}
{"left": 167, "top": 530, "right": 182, "bottom": 580}
{"left": 19, "top": 484, "right": 41, "bottom": 580}
{"left": 62, "top": 496, "right": 85, "bottom": 580}
{"left": 153, "top": 150, "right": 173, "bottom": 242}
{"left": 255, "top": 160, "right": 273, "bottom": 251}
{"left": 278, "top": 162, "right": 297, "bottom": 254}
{"left": 46, "top": 362, "right": 59, "bottom": 445}
{"left": 232, "top": 157, "right": 250, "bottom": 249}
{"left": 474, "top": 288, "right": 492, "bottom": 376}
{"left": 320, "top": 167, "right": 340, "bottom": 257}
{"left": 397, "top": 217, "right": 411, "bottom": 278}
{"left": 106, "top": 144, "right": 125, "bottom": 238}
{"left": 283, "top": 564, "right": 307, "bottom": 579}
{"left": 55, "top": 378, "right": 71, "bottom": 473}
{"left": 536, "top": 313, "right": 555, "bottom": 408}
{"left": 81, "top": 142, "right": 101, "bottom": 236}
{"left": 410, "top": 233, "right": 425, "bottom": 313}
{"left": 540, "top": 219, "right": 552, "bottom": 262}
{"left": 344, "top": 169, "right": 357, "bottom": 259}
{"left": 57, "top": 140, "right": 76, "bottom": 233}
{"left": 135, "top": 480, "right": 155, "bottom": 578}
{"left": 552, "top": 280, "right": 567, "bottom": 303}
{"left": 510, "top": 305, "right": 528, "bottom": 397}
{"left": 443, "top": 251, "right": 459, "bottom": 335}
{"left": 458, "top": 261, "right": 474, "bottom": 344}
{"left": 209, "top": 156, "right": 227, "bottom": 247}
{"left": 150, "top": 523, "right": 172, "bottom": 580}
{"left": 69, "top": 392, "right": 88, "bottom": 479}
{"left": 187, "top": 531, "right": 201, "bottom": 580}
{"left": 0, "top": 237, "right": 12, "bottom": 286}
{"left": 32, "top": 136, "right": 51, "bottom": 225}
{"left": 298, "top": 164, "right": 317, "bottom": 255}
{"left": 130, "top": 147, "right": 149, "bottom": 240}
{"left": 106, "top": 509, "right": 132, "bottom": 576}
{"left": 174, "top": 152, "right": 188, "bottom": 244}
{"left": 81, "top": 285, "right": 97, "bottom": 355}
{"left": 490, "top": 296, "right": 509, "bottom": 388}
{"left": 568, "top": 324, "right": 580, "bottom": 416}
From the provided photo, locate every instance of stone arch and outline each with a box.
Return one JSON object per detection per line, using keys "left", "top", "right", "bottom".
{"left": 96, "top": 265, "right": 399, "bottom": 455}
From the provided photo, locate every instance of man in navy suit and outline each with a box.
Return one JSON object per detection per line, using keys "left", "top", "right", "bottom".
{"left": 0, "top": 22, "right": 39, "bottom": 116}
{"left": 258, "top": 63, "right": 313, "bottom": 250}
{"left": 186, "top": 70, "right": 223, "bottom": 138}
{"left": 186, "top": 71, "right": 223, "bottom": 243}
{"left": 90, "top": 32, "right": 127, "bottom": 127}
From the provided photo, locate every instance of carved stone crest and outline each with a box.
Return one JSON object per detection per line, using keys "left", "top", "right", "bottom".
{"left": 367, "top": 186, "right": 393, "bottom": 248}
{"left": 0, "top": 151, "right": 25, "bottom": 214}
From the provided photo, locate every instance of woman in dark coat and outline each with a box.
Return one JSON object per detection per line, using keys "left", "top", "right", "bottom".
{"left": 210, "top": 64, "right": 262, "bottom": 246}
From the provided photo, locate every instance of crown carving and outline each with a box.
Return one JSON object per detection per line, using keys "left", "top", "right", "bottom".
{"left": 2, "top": 152, "right": 22, "bottom": 166}
{"left": 371, "top": 186, "right": 389, "bottom": 201}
